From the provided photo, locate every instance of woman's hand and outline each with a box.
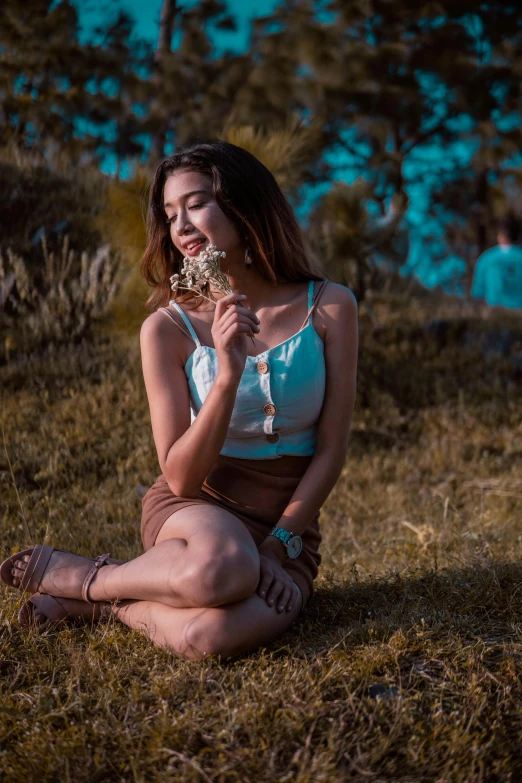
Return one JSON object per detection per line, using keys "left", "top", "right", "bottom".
{"left": 212, "top": 292, "right": 260, "bottom": 382}
{"left": 257, "top": 539, "right": 301, "bottom": 613}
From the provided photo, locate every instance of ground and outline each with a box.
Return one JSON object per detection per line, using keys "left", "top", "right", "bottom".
{"left": 1, "top": 290, "right": 522, "bottom": 782}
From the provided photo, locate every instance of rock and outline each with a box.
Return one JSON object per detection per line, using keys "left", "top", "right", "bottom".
{"left": 368, "top": 683, "right": 400, "bottom": 700}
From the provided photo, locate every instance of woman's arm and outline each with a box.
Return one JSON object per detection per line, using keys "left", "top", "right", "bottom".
{"left": 260, "top": 282, "right": 359, "bottom": 562}
{"left": 140, "top": 294, "right": 259, "bottom": 498}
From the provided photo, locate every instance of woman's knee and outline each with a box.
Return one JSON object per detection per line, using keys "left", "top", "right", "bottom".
{"left": 182, "top": 541, "right": 260, "bottom": 607}
{"left": 182, "top": 608, "right": 250, "bottom": 660}
{"left": 182, "top": 596, "right": 301, "bottom": 660}
{"left": 181, "top": 610, "right": 233, "bottom": 659}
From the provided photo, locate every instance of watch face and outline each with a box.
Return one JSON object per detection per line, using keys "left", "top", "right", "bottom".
{"left": 287, "top": 536, "right": 302, "bottom": 559}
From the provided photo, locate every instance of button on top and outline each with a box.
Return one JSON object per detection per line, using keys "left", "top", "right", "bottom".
{"left": 257, "top": 360, "right": 268, "bottom": 374}
{"left": 263, "top": 403, "right": 276, "bottom": 416}
{"left": 267, "top": 433, "right": 279, "bottom": 443}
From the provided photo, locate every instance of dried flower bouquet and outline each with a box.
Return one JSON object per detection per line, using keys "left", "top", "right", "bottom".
{"left": 170, "top": 244, "right": 256, "bottom": 343}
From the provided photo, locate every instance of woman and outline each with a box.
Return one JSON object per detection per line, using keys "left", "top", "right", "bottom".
{"left": 1, "top": 140, "right": 358, "bottom": 660}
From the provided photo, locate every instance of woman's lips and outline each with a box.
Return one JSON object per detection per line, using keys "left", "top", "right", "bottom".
{"left": 184, "top": 240, "right": 206, "bottom": 256}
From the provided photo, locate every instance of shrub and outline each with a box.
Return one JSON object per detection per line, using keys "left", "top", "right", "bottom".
{"left": 0, "top": 235, "right": 122, "bottom": 361}
{"left": 0, "top": 148, "right": 106, "bottom": 265}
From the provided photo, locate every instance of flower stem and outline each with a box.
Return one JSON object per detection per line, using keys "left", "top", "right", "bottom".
{"left": 173, "top": 285, "right": 256, "bottom": 346}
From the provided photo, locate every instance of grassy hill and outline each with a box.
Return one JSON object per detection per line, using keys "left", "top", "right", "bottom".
{"left": 1, "top": 290, "right": 522, "bottom": 781}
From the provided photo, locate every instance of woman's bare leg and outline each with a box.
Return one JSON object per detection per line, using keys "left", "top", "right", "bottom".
{"left": 11, "top": 505, "right": 261, "bottom": 609}
{"left": 110, "top": 581, "right": 304, "bottom": 660}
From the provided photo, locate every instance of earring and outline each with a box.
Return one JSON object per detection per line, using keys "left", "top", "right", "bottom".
{"left": 244, "top": 244, "right": 252, "bottom": 268}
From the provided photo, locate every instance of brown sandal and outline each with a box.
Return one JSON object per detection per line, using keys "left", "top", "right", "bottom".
{"left": 0, "top": 545, "right": 111, "bottom": 601}
{"left": 18, "top": 593, "right": 109, "bottom": 634}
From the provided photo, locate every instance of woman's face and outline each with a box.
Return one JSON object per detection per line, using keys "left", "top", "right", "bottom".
{"left": 163, "top": 168, "right": 244, "bottom": 259}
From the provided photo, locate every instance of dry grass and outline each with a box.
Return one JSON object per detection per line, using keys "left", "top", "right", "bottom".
{"left": 0, "top": 236, "right": 122, "bottom": 360}
{"left": 1, "top": 293, "right": 522, "bottom": 782}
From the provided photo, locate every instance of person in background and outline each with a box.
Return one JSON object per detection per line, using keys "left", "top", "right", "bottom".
{"left": 471, "top": 213, "right": 522, "bottom": 309}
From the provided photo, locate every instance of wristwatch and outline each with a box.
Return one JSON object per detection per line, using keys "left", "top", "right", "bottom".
{"left": 268, "top": 526, "right": 303, "bottom": 559}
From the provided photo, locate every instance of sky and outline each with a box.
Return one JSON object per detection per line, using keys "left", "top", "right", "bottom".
{"left": 76, "top": 0, "right": 280, "bottom": 52}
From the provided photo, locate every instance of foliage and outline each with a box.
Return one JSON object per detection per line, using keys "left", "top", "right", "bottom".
{"left": 308, "top": 180, "right": 410, "bottom": 300}
{"left": 1, "top": 294, "right": 522, "bottom": 780}
{"left": 97, "top": 172, "right": 151, "bottom": 334}
{"left": 224, "top": 115, "right": 324, "bottom": 200}
{"left": 0, "top": 0, "right": 149, "bottom": 164}
{"left": 234, "top": 0, "right": 522, "bottom": 278}
{"left": 0, "top": 236, "right": 122, "bottom": 360}
{"left": 426, "top": 9, "right": 522, "bottom": 264}
{"left": 5, "top": 1, "right": 522, "bottom": 294}
{"left": 148, "top": 0, "right": 244, "bottom": 156}
{"left": 0, "top": 146, "right": 106, "bottom": 263}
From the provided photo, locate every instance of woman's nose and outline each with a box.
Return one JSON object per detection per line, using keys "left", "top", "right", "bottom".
{"left": 174, "top": 211, "right": 194, "bottom": 235}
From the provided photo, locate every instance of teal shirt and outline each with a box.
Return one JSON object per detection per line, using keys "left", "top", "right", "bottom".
{"left": 471, "top": 245, "right": 522, "bottom": 309}
{"left": 168, "top": 281, "right": 327, "bottom": 460}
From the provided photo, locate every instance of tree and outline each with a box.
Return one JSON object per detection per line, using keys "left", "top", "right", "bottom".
{"left": 234, "top": 0, "right": 522, "bottom": 289}
{"left": 152, "top": 0, "right": 179, "bottom": 160}
{"left": 0, "top": 0, "right": 149, "bottom": 165}
{"left": 147, "top": 0, "right": 244, "bottom": 160}
{"left": 428, "top": 7, "right": 522, "bottom": 293}
{"left": 308, "top": 180, "right": 409, "bottom": 301}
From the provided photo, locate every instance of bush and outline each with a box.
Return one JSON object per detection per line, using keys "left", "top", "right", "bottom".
{"left": 0, "top": 235, "right": 122, "bottom": 361}
{"left": 0, "top": 149, "right": 106, "bottom": 265}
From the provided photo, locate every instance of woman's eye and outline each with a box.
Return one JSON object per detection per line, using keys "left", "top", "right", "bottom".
{"left": 166, "top": 203, "right": 204, "bottom": 224}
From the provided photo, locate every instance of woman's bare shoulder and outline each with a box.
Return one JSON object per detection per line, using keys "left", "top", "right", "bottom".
{"left": 314, "top": 282, "right": 357, "bottom": 342}
{"left": 139, "top": 308, "right": 194, "bottom": 364}
{"left": 140, "top": 308, "right": 175, "bottom": 344}
{"left": 318, "top": 281, "right": 358, "bottom": 313}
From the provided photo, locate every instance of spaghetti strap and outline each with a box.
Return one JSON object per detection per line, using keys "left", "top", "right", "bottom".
{"left": 169, "top": 301, "right": 201, "bottom": 346}
{"left": 307, "top": 279, "right": 314, "bottom": 311}
{"left": 299, "top": 280, "right": 328, "bottom": 330}
{"left": 160, "top": 303, "right": 201, "bottom": 346}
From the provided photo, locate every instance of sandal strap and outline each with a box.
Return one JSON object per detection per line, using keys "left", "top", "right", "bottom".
{"left": 21, "top": 545, "right": 55, "bottom": 593}
{"left": 81, "top": 553, "right": 111, "bottom": 603}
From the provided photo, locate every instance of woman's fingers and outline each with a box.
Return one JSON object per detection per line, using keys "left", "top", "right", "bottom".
{"left": 217, "top": 304, "right": 259, "bottom": 334}
{"left": 213, "top": 300, "right": 259, "bottom": 346}
{"left": 287, "top": 583, "right": 300, "bottom": 612}
{"left": 257, "top": 568, "right": 275, "bottom": 600}
{"left": 214, "top": 292, "right": 246, "bottom": 321}
{"left": 219, "top": 314, "right": 260, "bottom": 339}
{"left": 258, "top": 558, "right": 298, "bottom": 612}
{"left": 265, "top": 577, "right": 288, "bottom": 609}
{"left": 221, "top": 322, "right": 257, "bottom": 342}
{"left": 276, "top": 584, "right": 293, "bottom": 613}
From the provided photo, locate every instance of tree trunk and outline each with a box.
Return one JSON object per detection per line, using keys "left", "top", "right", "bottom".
{"left": 476, "top": 167, "right": 490, "bottom": 256}
{"left": 156, "top": 0, "right": 177, "bottom": 59}
{"left": 152, "top": 0, "right": 178, "bottom": 161}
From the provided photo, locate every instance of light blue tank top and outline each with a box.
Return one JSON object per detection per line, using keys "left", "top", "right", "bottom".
{"left": 164, "top": 281, "right": 326, "bottom": 459}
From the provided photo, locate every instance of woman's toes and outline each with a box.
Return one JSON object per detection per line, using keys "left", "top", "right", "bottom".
{"left": 10, "top": 559, "right": 28, "bottom": 587}
{"left": 34, "top": 612, "right": 49, "bottom": 629}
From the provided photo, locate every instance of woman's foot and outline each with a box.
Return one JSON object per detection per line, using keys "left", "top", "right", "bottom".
{"left": 19, "top": 593, "right": 111, "bottom": 634}
{"left": 1, "top": 546, "right": 119, "bottom": 602}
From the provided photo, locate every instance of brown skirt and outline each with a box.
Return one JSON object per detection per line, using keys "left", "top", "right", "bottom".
{"left": 141, "top": 454, "right": 322, "bottom": 610}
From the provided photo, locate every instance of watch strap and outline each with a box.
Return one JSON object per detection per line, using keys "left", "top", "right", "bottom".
{"left": 269, "top": 527, "right": 293, "bottom": 545}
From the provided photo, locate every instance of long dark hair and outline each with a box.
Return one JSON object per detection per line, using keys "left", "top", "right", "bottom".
{"left": 141, "top": 139, "right": 323, "bottom": 311}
